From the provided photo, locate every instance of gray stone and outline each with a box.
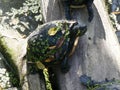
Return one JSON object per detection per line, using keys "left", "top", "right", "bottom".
{"left": 116, "top": 31, "right": 120, "bottom": 42}
{"left": 5, "top": 87, "right": 18, "bottom": 90}
{"left": 97, "top": 83, "right": 120, "bottom": 90}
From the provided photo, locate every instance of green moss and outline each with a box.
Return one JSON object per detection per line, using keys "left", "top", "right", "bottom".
{"left": 0, "top": 37, "right": 20, "bottom": 88}
{"left": 43, "top": 69, "right": 53, "bottom": 90}
{"left": 105, "top": 0, "right": 111, "bottom": 14}
{"left": 0, "top": 0, "right": 43, "bottom": 38}
{"left": 87, "top": 81, "right": 120, "bottom": 90}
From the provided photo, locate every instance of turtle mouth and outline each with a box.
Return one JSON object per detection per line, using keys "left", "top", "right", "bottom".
{"left": 72, "top": 23, "right": 86, "bottom": 31}
{"left": 69, "top": 21, "right": 86, "bottom": 31}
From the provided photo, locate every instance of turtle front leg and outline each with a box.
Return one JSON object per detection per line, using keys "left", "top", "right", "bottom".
{"left": 61, "top": 56, "right": 70, "bottom": 73}
{"left": 86, "top": 0, "right": 94, "bottom": 22}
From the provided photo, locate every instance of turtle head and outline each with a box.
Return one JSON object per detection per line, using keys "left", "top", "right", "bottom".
{"left": 69, "top": 21, "right": 87, "bottom": 37}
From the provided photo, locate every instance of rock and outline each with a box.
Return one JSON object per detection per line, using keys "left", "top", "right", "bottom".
{"left": 116, "top": 31, "right": 120, "bottom": 42}
{"left": 0, "top": 53, "right": 12, "bottom": 89}
{"left": 27, "top": 73, "right": 46, "bottom": 90}
{"left": 96, "top": 83, "right": 120, "bottom": 90}
{"left": 80, "top": 75, "right": 120, "bottom": 90}
{"left": 0, "top": 23, "right": 27, "bottom": 89}
{"left": 5, "top": 87, "right": 18, "bottom": 90}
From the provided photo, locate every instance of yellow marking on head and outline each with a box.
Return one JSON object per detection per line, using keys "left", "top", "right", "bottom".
{"left": 48, "top": 27, "right": 58, "bottom": 36}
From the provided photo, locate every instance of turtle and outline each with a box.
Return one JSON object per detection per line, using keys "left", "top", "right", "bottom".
{"left": 62, "top": 0, "right": 94, "bottom": 22}
{"left": 27, "top": 20, "right": 87, "bottom": 73}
